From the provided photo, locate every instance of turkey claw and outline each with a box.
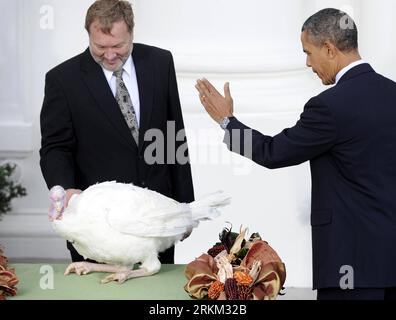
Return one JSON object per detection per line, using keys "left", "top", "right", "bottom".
{"left": 64, "top": 262, "right": 93, "bottom": 276}
{"left": 101, "top": 272, "right": 128, "bottom": 284}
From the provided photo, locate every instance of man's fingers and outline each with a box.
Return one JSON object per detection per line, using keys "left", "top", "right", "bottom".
{"left": 197, "top": 84, "right": 212, "bottom": 108}
{"left": 202, "top": 78, "right": 221, "bottom": 97}
{"left": 48, "top": 214, "right": 63, "bottom": 222}
{"left": 200, "top": 96, "right": 214, "bottom": 114}
{"left": 199, "top": 93, "right": 214, "bottom": 110}
{"left": 195, "top": 84, "right": 207, "bottom": 103}
{"left": 195, "top": 84, "right": 204, "bottom": 96}
{"left": 65, "top": 189, "right": 82, "bottom": 208}
{"left": 224, "top": 82, "right": 231, "bottom": 100}
{"left": 199, "top": 95, "right": 206, "bottom": 107}
{"left": 196, "top": 78, "right": 232, "bottom": 123}
{"left": 196, "top": 79, "right": 212, "bottom": 97}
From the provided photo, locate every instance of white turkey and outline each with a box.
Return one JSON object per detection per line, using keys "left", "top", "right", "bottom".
{"left": 48, "top": 181, "right": 230, "bottom": 284}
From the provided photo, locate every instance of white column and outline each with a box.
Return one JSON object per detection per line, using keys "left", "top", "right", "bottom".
{"left": 360, "top": 0, "right": 396, "bottom": 79}
{"left": 134, "top": 0, "right": 307, "bottom": 74}
{"left": 0, "top": 0, "right": 21, "bottom": 121}
{"left": 0, "top": 0, "right": 33, "bottom": 159}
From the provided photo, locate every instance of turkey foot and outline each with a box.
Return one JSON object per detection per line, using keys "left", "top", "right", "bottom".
{"left": 64, "top": 262, "right": 129, "bottom": 276}
{"left": 101, "top": 267, "right": 160, "bottom": 284}
{"left": 101, "top": 256, "right": 161, "bottom": 284}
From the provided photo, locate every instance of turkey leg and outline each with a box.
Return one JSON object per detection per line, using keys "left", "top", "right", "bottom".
{"left": 64, "top": 262, "right": 129, "bottom": 276}
{"left": 101, "top": 255, "right": 161, "bottom": 284}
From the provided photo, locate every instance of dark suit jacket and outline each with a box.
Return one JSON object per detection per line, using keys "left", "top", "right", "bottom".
{"left": 40, "top": 44, "right": 194, "bottom": 204}
{"left": 225, "top": 64, "right": 396, "bottom": 289}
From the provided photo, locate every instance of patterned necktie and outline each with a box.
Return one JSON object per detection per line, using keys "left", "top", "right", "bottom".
{"left": 113, "top": 69, "right": 139, "bottom": 145}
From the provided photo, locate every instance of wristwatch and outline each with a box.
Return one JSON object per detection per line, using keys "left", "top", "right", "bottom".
{"left": 219, "top": 117, "right": 233, "bottom": 130}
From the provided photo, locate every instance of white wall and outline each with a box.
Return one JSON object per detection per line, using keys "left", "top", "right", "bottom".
{"left": 0, "top": 0, "right": 395, "bottom": 288}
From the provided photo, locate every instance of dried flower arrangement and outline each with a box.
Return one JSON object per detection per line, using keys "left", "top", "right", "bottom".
{"left": 0, "top": 247, "right": 19, "bottom": 300}
{"left": 184, "top": 225, "right": 286, "bottom": 300}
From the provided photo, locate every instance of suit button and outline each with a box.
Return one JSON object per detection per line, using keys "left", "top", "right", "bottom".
{"left": 141, "top": 181, "right": 146, "bottom": 187}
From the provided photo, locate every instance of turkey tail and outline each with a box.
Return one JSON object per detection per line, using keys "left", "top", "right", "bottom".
{"left": 189, "top": 191, "right": 231, "bottom": 222}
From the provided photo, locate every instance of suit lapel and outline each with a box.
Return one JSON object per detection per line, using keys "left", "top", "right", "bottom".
{"left": 80, "top": 49, "right": 137, "bottom": 151}
{"left": 133, "top": 44, "right": 155, "bottom": 154}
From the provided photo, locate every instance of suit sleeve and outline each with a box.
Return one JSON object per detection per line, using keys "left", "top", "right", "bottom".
{"left": 224, "top": 96, "right": 338, "bottom": 169}
{"left": 166, "top": 53, "right": 195, "bottom": 203}
{"left": 39, "top": 72, "right": 76, "bottom": 189}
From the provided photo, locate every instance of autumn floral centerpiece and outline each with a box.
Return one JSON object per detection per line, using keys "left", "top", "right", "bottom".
{"left": 0, "top": 247, "right": 19, "bottom": 300}
{"left": 184, "top": 225, "right": 286, "bottom": 300}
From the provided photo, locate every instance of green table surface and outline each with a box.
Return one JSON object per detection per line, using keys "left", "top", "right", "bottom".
{"left": 8, "top": 264, "right": 191, "bottom": 300}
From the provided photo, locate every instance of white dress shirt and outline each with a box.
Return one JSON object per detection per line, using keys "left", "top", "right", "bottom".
{"left": 102, "top": 55, "right": 141, "bottom": 126}
{"left": 335, "top": 59, "right": 366, "bottom": 85}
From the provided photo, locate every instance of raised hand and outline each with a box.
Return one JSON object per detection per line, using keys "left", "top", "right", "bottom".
{"left": 195, "top": 78, "right": 234, "bottom": 123}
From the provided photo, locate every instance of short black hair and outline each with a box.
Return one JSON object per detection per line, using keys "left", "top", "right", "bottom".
{"left": 302, "top": 8, "right": 358, "bottom": 52}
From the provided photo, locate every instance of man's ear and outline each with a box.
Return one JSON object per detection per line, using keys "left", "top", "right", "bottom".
{"left": 324, "top": 41, "right": 338, "bottom": 59}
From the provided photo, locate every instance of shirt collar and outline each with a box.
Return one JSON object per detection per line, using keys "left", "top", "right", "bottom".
{"left": 335, "top": 59, "right": 366, "bottom": 84}
{"left": 102, "top": 55, "right": 133, "bottom": 82}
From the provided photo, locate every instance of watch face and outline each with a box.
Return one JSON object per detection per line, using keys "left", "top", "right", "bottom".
{"left": 220, "top": 117, "right": 229, "bottom": 129}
